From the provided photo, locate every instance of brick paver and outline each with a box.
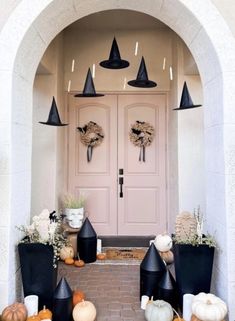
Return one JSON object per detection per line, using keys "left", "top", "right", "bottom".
{"left": 58, "top": 262, "right": 145, "bottom": 321}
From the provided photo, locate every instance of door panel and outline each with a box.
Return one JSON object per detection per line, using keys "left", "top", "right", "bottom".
{"left": 118, "top": 94, "right": 167, "bottom": 235}
{"left": 68, "top": 94, "right": 118, "bottom": 235}
{"left": 68, "top": 94, "right": 167, "bottom": 236}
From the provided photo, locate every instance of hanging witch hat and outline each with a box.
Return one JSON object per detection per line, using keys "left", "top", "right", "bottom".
{"left": 100, "top": 37, "right": 129, "bottom": 69}
{"left": 173, "top": 81, "right": 202, "bottom": 110}
{"left": 74, "top": 68, "right": 104, "bottom": 97}
{"left": 128, "top": 56, "right": 157, "bottom": 88}
{"left": 39, "top": 97, "right": 68, "bottom": 126}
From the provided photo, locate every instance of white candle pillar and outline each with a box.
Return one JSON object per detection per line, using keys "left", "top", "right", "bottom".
{"left": 183, "top": 293, "right": 194, "bottom": 321}
{"left": 97, "top": 239, "right": 102, "bottom": 253}
{"left": 141, "top": 295, "right": 149, "bottom": 310}
{"left": 24, "top": 295, "right": 38, "bottom": 316}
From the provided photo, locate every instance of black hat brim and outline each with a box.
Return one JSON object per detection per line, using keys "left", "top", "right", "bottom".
{"left": 128, "top": 79, "right": 157, "bottom": 88}
{"left": 173, "top": 104, "right": 202, "bottom": 110}
{"left": 100, "top": 59, "right": 129, "bottom": 69}
{"left": 74, "top": 93, "right": 104, "bottom": 97}
{"left": 39, "top": 121, "right": 68, "bottom": 126}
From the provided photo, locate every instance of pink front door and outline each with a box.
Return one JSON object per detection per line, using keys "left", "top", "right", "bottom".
{"left": 68, "top": 93, "right": 167, "bottom": 235}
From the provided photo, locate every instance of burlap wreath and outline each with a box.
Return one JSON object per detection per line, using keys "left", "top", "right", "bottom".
{"left": 129, "top": 121, "right": 154, "bottom": 162}
{"left": 77, "top": 121, "right": 104, "bottom": 162}
{"left": 129, "top": 121, "right": 154, "bottom": 147}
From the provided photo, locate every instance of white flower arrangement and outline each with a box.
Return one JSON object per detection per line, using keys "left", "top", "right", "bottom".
{"left": 17, "top": 209, "right": 68, "bottom": 267}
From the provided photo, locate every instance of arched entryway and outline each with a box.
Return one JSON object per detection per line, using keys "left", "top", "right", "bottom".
{"left": 1, "top": 0, "right": 235, "bottom": 318}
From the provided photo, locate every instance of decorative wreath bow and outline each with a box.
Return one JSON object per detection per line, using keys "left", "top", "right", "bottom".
{"left": 77, "top": 121, "right": 104, "bottom": 162}
{"left": 129, "top": 121, "right": 154, "bottom": 162}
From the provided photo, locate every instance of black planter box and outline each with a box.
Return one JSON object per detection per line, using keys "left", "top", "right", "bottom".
{"left": 18, "top": 243, "right": 57, "bottom": 310}
{"left": 173, "top": 243, "right": 214, "bottom": 307}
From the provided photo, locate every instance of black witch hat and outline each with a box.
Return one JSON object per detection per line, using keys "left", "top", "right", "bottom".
{"left": 140, "top": 243, "right": 166, "bottom": 272}
{"left": 100, "top": 37, "right": 129, "bottom": 69}
{"left": 39, "top": 97, "right": 68, "bottom": 126}
{"left": 74, "top": 68, "right": 104, "bottom": 97}
{"left": 173, "top": 81, "right": 202, "bottom": 110}
{"left": 54, "top": 277, "right": 72, "bottom": 299}
{"left": 128, "top": 56, "right": 157, "bottom": 88}
{"left": 79, "top": 217, "right": 97, "bottom": 238}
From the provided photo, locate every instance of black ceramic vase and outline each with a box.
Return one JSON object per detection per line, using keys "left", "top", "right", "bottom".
{"left": 53, "top": 277, "right": 73, "bottom": 321}
{"left": 77, "top": 218, "right": 97, "bottom": 263}
{"left": 18, "top": 243, "right": 57, "bottom": 310}
{"left": 140, "top": 243, "right": 166, "bottom": 300}
{"left": 173, "top": 243, "right": 214, "bottom": 308}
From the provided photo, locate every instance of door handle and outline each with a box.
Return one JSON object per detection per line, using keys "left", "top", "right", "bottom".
{"left": 119, "top": 177, "right": 124, "bottom": 198}
{"left": 119, "top": 168, "right": 124, "bottom": 175}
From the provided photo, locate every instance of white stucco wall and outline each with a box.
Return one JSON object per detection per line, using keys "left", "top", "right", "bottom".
{"left": 1, "top": 0, "right": 235, "bottom": 319}
{"left": 32, "top": 34, "right": 66, "bottom": 216}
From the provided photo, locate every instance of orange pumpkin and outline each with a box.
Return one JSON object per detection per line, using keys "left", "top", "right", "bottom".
{"left": 26, "top": 316, "right": 41, "bottom": 321}
{"left": 159, "top": 250, "right": 174, "bottom": 264}
{"left": 2, "top": 302, "right": 27, "bottom": 321}
{"left": 65, "top": 257, "right": 75, "bottom": 265}
{"left": 74, "top": 259, "right": 85, "bottom": 267}
{"left": 38, "top": 306, "right": 52, "bottom": 320}
{"left": 73, "top": 290, "right": 86, "bottom": 306}
{"left": 191, "top": 315, "right": 225, "bottom": 321}
{"left": 96, "top": 253, "right": 106, "bottom": 260}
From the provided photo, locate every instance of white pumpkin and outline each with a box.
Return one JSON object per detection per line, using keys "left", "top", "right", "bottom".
{"left": 154, "top": 234, "right": 173, "bottom": 252}
{"left": 192, "top": 292, "right": 227, "bottom": 321}
{"left": 145, "top": 300, "right": 173, "bottom": 321}
{"left": 73, "top": 300, "right": 96, "bottom": 321}
{"left": 59, "top": 246, "right": 74, "bottom": 261}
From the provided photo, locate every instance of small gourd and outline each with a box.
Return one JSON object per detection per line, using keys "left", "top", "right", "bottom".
{"left": 154, "top": 234, "right": 173, "bottom": 252}
{"left": 145, "top": 299, "right": 173, "bottom": 321}
{"left": 159, "top": 250, "right": 174, "bottom": 264}
{"left": 38, "top": 306, "right": 52, "bottom": 320}
{"left": 97, "top": 253, "right": 106, "bottom": 260}
{"left": 2, "top": 302, "right": 27, "bottom": 321}
{"left": 73, "top": 300, "right": 96, "bottom": 321}
{"left": 191, "top": 292, "right": 227, "bottom": 321}
{"left": 73, "top": 290, "right": 86, "bottom": 306}
{"left": 60, "top": 246, "right": 74, "bottom": 261}
{"left": 64, "top": 257, "right": 75, "bottom": 265}
{"left": 74, "top": 259, "right": 85, "bottom": 267}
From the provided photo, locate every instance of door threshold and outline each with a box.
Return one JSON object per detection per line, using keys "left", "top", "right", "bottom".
{"left": 99, "top": 235, "right": 155, "bottom": 247}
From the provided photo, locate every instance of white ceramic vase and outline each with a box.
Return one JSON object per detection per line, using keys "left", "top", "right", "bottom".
{"left": 65, "top": 208, "right": 84, "bottom": 228}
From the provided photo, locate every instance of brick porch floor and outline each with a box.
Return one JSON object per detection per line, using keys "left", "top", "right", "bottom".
{"left": 58, "top": 262, "right": 145, "bottom": 321}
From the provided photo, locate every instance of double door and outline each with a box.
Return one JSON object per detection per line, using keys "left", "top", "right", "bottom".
{"left": 68, "top": 94, "right": 167, "bottom": 235}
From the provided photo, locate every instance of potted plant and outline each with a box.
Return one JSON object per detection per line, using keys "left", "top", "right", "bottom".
{"left": 63, "top": 193, "right": 86, "bottom": 228}
{"left": 172, "top": 208, "right": 216, "bottom": 308}
{"left": 17, "top": 209, "right": 68, "bottom": 310}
